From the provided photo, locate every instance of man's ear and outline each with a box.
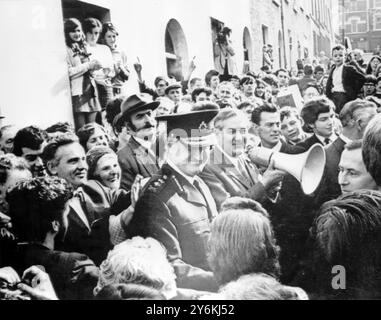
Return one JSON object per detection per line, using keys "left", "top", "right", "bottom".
{"left": 47, "top": 161, "right": 58, "bottom": 175}
{"left": 51, "top": 220, "right": 60, "bottom": 233}
{"left": 253, "top": 124, "right": 260, "bottom": 136}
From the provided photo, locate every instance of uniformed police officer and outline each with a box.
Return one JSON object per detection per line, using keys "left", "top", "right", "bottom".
{"left": 129, "top": 103, "right": 220, "bottom": 292}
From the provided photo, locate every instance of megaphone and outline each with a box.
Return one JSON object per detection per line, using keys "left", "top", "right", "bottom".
{"left": 248, "top": 144, "right": 326, "bottom": 195}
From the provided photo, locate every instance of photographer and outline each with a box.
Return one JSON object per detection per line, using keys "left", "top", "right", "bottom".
{"left": 214, "top": 27, "right": 237, "bottom": 81}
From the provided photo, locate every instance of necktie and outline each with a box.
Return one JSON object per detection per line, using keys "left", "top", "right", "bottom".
{"left": 193, "top": 178, "right": 218, "bottom": 221}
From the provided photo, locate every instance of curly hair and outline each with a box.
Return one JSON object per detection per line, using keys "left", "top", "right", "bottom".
{"left": 94, "top": 237, "right": 177, "bottom": 298}
{"left": 13, "top": 126, "right": 48, "bottom": 157}
{"left": 0, "top": 154, "right": 30, "bottom": 185}
{"left": 6, "top": 176, "right": 73, "bottom": 242}
{"left": 208, "top": 197, "right": 281, "bottom": 286}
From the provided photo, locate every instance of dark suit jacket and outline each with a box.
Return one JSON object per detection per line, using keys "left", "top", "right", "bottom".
{"left": 200, "top": 148, "right": 266, "bottom": 210}
{"left": 118, "top": 136, "right": 160, "bottom": 191}
{"left": 129, "top": 164, "right": 219, "bottom": 292}
{"left": 296, "top": 134, "right": 323, "bottom": 151}
{"left": 57, "top": 180, "right": 131, "bottom": 265}
{"left": 15, "top": 243, "right": 99, "bottom": 300}
{"left": 314, "top": 136, "right": 346, "bottom": 208}
{"left": 326, "top": 64, "right": 365, "bottom": 101}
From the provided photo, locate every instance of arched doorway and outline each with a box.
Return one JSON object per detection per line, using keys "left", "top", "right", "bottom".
{"left": 165, "top": 19, "right": 189, "bottom": 81}
{"left": 243, "top": 27, "right": 253, "bottom": 73}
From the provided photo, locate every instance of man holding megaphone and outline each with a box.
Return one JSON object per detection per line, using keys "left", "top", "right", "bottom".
{"left": 200, "top": 108, "right": 286, "bottom": 210}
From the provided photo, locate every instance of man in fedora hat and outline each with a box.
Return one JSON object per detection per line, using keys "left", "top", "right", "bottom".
{"left": 128, "top": 102, "right": 220, "bottom": 292}
{"left": 116, "top": 93, "right": 161, "bottom": 191}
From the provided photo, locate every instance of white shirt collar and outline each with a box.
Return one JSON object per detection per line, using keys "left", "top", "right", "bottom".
{"left": 315, "top": 133, "right": 337, "bottom": 144}
{"left": 134, "top": 136, "right": 155, "bottom": 151}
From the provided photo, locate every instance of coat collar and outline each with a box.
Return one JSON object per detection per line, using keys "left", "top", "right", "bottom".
{"left": 162, "top": 164, "right": 207, "bottom": 207}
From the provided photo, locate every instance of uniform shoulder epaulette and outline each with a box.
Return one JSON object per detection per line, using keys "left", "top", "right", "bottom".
{"left": 145, "top": 172, "right": 185, "bottom": 202}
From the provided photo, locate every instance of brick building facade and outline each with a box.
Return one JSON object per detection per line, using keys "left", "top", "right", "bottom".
{"left": 339, "top": 0, "right": 381, "bottom": 53}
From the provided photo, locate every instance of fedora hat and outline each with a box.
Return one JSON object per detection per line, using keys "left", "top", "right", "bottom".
{"left": 114, "top": 93, "right": 160, "bottom": 127}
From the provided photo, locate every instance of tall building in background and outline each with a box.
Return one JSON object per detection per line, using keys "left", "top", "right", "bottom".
{"left": 339, "top": 0, "right": 381, "bottom": 53}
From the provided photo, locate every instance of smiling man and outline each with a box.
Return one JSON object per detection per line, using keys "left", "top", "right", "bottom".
{"left": 13, "top": 126, "right": 48, "bottom": 177}
{"left": 42, "top": 134, "right": 133, "bottom": 264}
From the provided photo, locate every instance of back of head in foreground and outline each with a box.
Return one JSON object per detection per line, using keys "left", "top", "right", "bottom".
{"left": 311, "top": 189, "right": 381, "bottom": 299}
{"left": 208, "top": 197, "right": 280, "bottom": 286}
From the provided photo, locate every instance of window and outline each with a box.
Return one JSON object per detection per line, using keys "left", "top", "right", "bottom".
{"left": 262, "top": 25, "right": 269, "bottom": 44}
{"left": 375, "top": 15, "right": 381, "bottom": 30}
{"left": 243, "top": 27, "right": 253, "bottom": 71}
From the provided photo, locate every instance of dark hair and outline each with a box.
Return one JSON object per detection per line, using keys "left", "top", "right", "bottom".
{"left": 275, "top": 69, "right": 288, "bottom": 77}
{"left": 100, "top": 21, "right": 118, "bottom": 46}
{"left": 303, "top": 64, "right": 314, "bottom": 76}
{"left": 106, "top": 96, "right": 126, "bottom": 133}
{"left": 77, "top": 123, "right": 108, "bottom": 151}
{"left": 301, "top": 97, "right": 335, "bottom": 132}
{"left": 42, "top": 134, "right": 79, "bottom": 169}
{"left": 64, "top": 18, "right": 83, "bottom": 47}
{"left": 6, "top": 176, "right": 73, "bottom": 242}
{"left": 13, "top": 126, "right": 47, "bottom": 157}
{"left": 262, "top": 75, "right": 279, "bottom": 88}
{"left": 311, "top": 190, "right": 381, "bottom": 299}
{"left": 82, "top": 17, "right": 102, "bottom": 35}
{"left": 154, "top": 76, "right": 169, "bottom": 88}
{"left": 363, "top": 114, "right": 381, "bottom": 186}
{"left": 314, "top": 65, "right": 324, "bottom": 74}
{"left": 95, "top": 283, "right": 165, "bottom": 300}
{"left": 331, "top": 44, "right": 345, "bottom": 54}
{"left": 237, "top": 101, "right": 255, "bottom": 111}
{"left": 251, "top": 102, "right": 279, "bottom": 125}
{"left": 363, "top": 75, "right": 377, "bottom": 85}
{"left": 191, "top": 87, "right": 213, "bottom": 103}
{"left": 45, "top": 122, "right": 74, "bottom": 135}
{"left": 366, "top": 56, "right": 381, "bottom": 75}
{"left": 205, "top": 70, "right": 220, "bottom": 86}
{"left": 239, "top": 75, "right": 255, "bottom": 86}
{"left": 255, "top": 79, "right": 267, "bottom": 88}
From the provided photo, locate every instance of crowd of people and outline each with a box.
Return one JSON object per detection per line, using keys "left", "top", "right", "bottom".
{"left": 1, "top": 17, "right": 381, "bottom": 300}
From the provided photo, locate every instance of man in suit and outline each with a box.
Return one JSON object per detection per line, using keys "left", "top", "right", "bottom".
{"left": 326, "top": 44, "right": 366, "bottom": 114}
{"left": 314, "top": 99, "right": 377, "bottom": 207}
{"left": 42, "top": 134, "right": 132, "bottom": 264}
{"left": 200, "top": 108, "right": 285, "bottom": 210}
{"left": 116, "top": 94, "right": 161, "bottom": 191}
{"left": 129, "top": 103, "right": 221, "bottom": 292}
{"left": 297, "top": 97, "right": 337, "bottom": 151}
{"left": 338, "top": 140, "right": 378, "bottom": 194}
{"left": 7, "top": 176, "right": 99, "bottom": 300}
{"left": 251, "top": 102, "right": 304, "bottom": 154}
